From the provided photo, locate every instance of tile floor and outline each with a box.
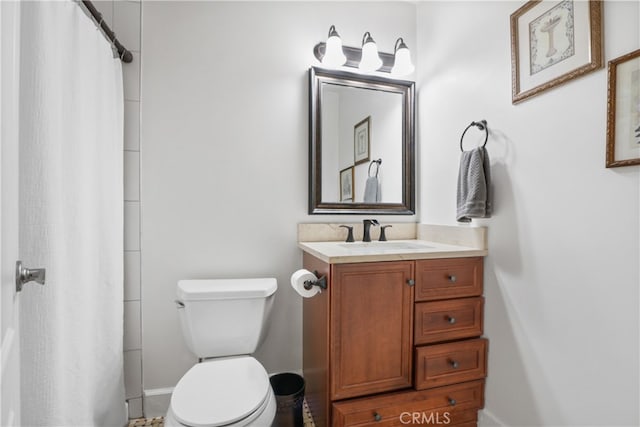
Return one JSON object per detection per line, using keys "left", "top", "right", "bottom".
{"left": 127, "top": 399, "right": 316, "bottom": 427}
{"left": 128, "top": 417, "right": 163, "bottom": 427}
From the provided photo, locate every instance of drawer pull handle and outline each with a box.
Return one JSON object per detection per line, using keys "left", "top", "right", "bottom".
{"left": 406, "top": 279, "right": 415, "bottom": 287}
{"left": 373, "top": 412, "right": 382, "bottom": 422}
{"left": 449, "top": 359, "right": 459, "bottom": 369}
{"left": 448, "top": 397, "right": 457, "bottom": 406}
{"left": 446, "top": 315, "right": 456, "bottom": 324}
{"left": 447, "top": 274, "right": 457, "bottom": 283}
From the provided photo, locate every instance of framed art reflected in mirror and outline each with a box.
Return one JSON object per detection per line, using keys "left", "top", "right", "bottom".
{"left": 354, "top": 116, "right": 370, "bottom": 166}
{"left": 339, "top": 166, "right": 354, "bottom": 202}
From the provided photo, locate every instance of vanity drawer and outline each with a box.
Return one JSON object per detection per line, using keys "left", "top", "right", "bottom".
{"left": 332, "top": 380, "right": 484, "bottom": 427}
{"left": 414, "top": 297, "right": 484, "bottom": 345}
{"left": 415, "top": 258, "right": 483, "bottom": 301}
{"left": 415, "top": 339, "right": 488, "bottom": 390}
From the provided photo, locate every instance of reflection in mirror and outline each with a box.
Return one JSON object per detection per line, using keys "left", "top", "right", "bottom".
{"left": 309, "top": 67, "right": 415, "bottom": 214}
{"left": 322, "top": 86, "right": 402, "bottom": 203}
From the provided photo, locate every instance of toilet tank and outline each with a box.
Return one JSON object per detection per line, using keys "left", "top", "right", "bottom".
{"left": 176, "top": 278, "right": 277, "bottom": 358}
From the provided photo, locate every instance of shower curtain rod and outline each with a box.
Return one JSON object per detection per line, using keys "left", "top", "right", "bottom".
{"left": 78, "top": 0, "right": 133, "bottom": 63}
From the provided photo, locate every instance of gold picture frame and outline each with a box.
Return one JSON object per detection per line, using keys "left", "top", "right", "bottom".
{"left": 510, "top": 0, "right": 603, "bottom": 104}
{"left": 606, "top": 49, "right": 640, "bottom": 168}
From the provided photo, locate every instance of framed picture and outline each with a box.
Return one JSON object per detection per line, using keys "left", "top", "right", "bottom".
{"left": 510, "top": 0, "right": 603, "bottom": 104}
{"left": 339, "top": 166, "right": 354, "bottom": 202}
{"left": 606, "top": 49, "right": 640, "bottom": 168}
{"left": 354, "top": 116, "right": 371, "bottom": 165}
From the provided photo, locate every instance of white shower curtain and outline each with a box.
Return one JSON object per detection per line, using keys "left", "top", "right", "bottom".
{"left": 18, "top": 1, "right": 126, "bottom": 425}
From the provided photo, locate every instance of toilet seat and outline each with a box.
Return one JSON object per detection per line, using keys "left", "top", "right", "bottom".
{"left": 170, "top": 356, "right": 270, "bottom": 427}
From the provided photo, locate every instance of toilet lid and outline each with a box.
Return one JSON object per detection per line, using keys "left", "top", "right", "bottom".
{"left": 171, "top": 356, "right": 270, "bottom": 427}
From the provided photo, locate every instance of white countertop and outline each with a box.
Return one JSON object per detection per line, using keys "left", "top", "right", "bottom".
{"left": 298, "top": 239, "right": 487, "bottom": 264}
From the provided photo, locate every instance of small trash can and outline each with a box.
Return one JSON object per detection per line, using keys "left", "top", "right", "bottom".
{"left": 269, "top": 373, "right": 305, "bottom": 427}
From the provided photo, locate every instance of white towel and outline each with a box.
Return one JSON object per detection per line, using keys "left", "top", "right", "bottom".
{"left": 456, "top": 147, "right": 492, "bottom": 222}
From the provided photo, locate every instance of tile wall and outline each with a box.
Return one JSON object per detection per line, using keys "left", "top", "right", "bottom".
{"left": 98, "top": 0, "right": 143, "bottom": 419}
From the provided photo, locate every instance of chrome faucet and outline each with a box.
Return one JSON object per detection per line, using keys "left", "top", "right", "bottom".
{"left": 362, "top": 219, "right": 379, "bottom": 242}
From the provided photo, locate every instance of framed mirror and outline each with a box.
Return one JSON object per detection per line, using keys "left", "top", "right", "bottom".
{"left": 308, "top": 67, "right": 415, "bottom": 214}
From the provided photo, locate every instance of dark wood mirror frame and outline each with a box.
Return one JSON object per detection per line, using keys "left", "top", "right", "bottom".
{"left": 308, "top": 67, "right": 416, "bottom": 215}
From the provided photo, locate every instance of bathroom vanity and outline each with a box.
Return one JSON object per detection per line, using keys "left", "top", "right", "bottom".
{"left": 298, "top": 224, "right": 488, "bottom": 427}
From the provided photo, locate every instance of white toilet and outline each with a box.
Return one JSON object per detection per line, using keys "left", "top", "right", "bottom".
{"left": 165, "top": 278, "right": 278, "bottom": 427}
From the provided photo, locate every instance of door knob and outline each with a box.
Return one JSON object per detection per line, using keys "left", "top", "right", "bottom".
{"left": 15, "top": 260, "right": 46, "bottom": 292}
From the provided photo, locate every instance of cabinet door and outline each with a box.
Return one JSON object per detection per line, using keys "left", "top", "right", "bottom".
{"left": 331, "top": 261, "right": 414, "bottom": 400}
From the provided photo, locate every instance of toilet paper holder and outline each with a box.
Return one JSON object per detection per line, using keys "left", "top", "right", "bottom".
{"left": 303, "top": 271, "right": 327, "bottom": 290}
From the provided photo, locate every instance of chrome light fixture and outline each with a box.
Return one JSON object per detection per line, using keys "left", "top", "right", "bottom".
{"left": 321, "top": 25, "right": 347, "bottom": 68}
{"left": 391, "top": 38, "right": 415, "bottom": 76}
{"left": 358, "top": 32, "right": 382, "bottom": 73}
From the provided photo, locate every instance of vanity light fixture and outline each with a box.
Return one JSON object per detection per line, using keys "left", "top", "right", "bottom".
{"left": 313, "top": 27, "right": 414, "bottom": 76}
{"left": 391, "top": 38, "right": 415, "bottom": 76}
{"left": 358, "top": 32, "right": 383, "bottom": 73}
{"left": 321, "top": 25, "right": 347, "bottom": 68}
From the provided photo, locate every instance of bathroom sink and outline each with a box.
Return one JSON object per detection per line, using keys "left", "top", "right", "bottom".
{"left": 339, "top": 241, "right": 434, "bottom": 252}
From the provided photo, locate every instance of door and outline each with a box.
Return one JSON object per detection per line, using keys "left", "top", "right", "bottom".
{"left": 330, "top": 261, "right": 414, "bottom": 400}
{"left": 1, "top": 1, "right": 22, "bottom": 425}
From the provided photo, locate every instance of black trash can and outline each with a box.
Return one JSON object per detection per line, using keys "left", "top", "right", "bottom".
{"left": 269, "top": 373, "right": 305, "bottom": 427}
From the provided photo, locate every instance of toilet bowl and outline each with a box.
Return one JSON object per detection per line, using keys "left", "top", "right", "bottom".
{"left": 164, "top": 356, "right": 276, "bottom": 427}
{"left": 167, "top": 278, "right": 278, "bottom": 427}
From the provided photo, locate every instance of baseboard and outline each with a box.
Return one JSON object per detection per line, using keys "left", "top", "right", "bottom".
{"left": 478, "top": 409, "right": 507, "bottom": 427}
{"left": 127, "top": 397, "right": 143, "bottom": 419}
{"left": 143, "top": 388, "right": 174, "bottom": 418}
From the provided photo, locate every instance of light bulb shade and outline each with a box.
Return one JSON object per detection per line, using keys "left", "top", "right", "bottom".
{"left": 359, "top": 40, "right": 382, "bottom": 72}
{"left": 321, "top": 26, "right": 346, "bottom": 68}
{"left": 391, "top": 46, "right": 415, "bottom": 76}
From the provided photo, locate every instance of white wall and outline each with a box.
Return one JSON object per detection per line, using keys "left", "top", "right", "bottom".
{"left": 417, "top": 1, "right": 639, "bottom": 426}
{"left": 140, "top": 1, "right": 416, "bottom": 413}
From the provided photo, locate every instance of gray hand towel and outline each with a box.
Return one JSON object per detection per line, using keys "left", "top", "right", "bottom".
{"left": 363, "top": 176, "right": 380, "bottom": 202}
{"left": 456, "top": 147, "right": 492, "bottom": 222}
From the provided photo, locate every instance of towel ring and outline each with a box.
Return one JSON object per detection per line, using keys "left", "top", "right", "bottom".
{"left": 460, "top": 120, "right": 488, "bottom": 152}
{"left": 368, "top": 159, "right": 382, "bottom": 177}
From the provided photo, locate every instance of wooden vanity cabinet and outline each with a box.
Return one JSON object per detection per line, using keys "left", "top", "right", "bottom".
{"left": 330, "top": 261, "right": 414, "bottom": 400}
{"left": 302, "top": 253, "right": 487, "bottom": 427}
